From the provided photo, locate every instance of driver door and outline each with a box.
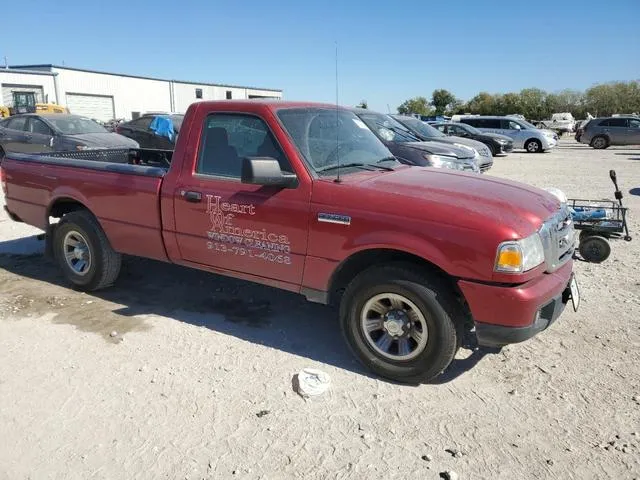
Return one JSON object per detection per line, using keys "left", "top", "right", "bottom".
{"left": 173, "top": 112, "right": 312, "bottom": 285}
{"left": 25, "top": 117, "right": 54, "bottom": 153}
{"left": 627, "top": 118, "right": 640, "bottom": 145}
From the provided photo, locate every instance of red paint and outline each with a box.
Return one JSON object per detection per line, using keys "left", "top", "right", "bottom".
{"left": 3, "top": 100, "right": 573, "bottom": 334}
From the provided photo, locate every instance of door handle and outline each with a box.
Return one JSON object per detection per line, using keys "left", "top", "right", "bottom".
{"left": 182, "top": 190, "right": 202, "bottom": 203}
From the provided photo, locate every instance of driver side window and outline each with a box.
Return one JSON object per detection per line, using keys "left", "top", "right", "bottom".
{"left": 28, "top": 118, "right": 53, "bottom": 136}
{"left": 196, "top": 114, "right": 291, "bottom": 178}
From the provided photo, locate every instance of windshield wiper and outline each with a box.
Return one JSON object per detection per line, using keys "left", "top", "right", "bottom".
{"left": 317, "top": 162, "right": 376, "bottom": 173}
{"left": 317, "top": 161, "right": 394, "bottom": 173}
{"left": 375, "top": 157, "right": 398, "bottom": 170}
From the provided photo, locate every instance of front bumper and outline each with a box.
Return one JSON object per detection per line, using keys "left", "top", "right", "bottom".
{"left": 500, "top": 142, "right": 514, "bottom": 153}
{"left": 458, "top": 261, "right": 574, "bottom": 347}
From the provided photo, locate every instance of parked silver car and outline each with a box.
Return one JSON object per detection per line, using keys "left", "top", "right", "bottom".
{"left": 579, "top": 116, "right": 640, "bottom": 149}
{"left": 456, "top": 116, "right": 558, "bottom": 153}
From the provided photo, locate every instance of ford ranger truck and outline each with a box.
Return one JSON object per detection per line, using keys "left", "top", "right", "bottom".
{"left": 0, "top": 100, "right": 579, "bottom": 383}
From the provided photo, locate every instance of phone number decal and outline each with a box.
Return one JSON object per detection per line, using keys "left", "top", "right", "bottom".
{"left": 207, "top": 242, "right": 291, "bottom": 264}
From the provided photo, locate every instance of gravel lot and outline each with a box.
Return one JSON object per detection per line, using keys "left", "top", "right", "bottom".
{"left": 1, "top": 139, "right": 639, "bottom": 480}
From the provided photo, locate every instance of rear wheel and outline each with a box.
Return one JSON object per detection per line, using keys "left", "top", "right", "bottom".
{"left": 590, "top": 136, "right": 609, "bottom": 149}
{"left": 339, "top": 263, "right": 461, "bottom": 384}
{"left": 579, "top": 235, "right": 611, "bottom": 263}
{"left": 525, "top": 139, "right": 543, "bottom": 153}
{"left": 53, "top": 210, "right": 122, "bottom": 290}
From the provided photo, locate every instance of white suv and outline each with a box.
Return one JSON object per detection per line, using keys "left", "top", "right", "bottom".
{"left": 458, "top": 116, "right": 558, "bottom": 153}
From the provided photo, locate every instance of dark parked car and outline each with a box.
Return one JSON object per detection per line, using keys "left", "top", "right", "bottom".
{"left": 353, "top": 109, "right": 480, "bottom": 173}
{"left": 0, "top": 114, "right": 138, "bottom": 159}
{"left": 429, "top": 121, "right": 514, "bottom": 156}
{"left": 578, "top": 116, "right": 640, "bottom": 149}
{"left": 392, "top": 115, "right": 493, "bottom": 171}
{"left": 116, "top": 114, "right": 184, "bottom": 149}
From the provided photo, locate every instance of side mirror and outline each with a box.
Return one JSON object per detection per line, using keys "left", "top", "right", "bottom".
{"left": 609, "top": 169, "right": 617, "bottom": 182}
{"left": 241, "top": 157, "right": 298, "bottom": 188}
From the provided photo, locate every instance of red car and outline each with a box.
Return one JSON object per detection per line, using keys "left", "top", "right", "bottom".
{"left": 1, "top": 100, "right": 578, "bottom": 383}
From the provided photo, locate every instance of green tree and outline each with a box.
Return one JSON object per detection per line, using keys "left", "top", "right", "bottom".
{"left": 431, "top": 89, "right": 457, "bottom": 115}
{"left": 518, "top": 88, "right": 548, "bottom": 120}
{"left": 465, "top": 92, "right": 497, "bottom": 115}
{"left": 397, "top": 96, "right": 433, "bottom": 115}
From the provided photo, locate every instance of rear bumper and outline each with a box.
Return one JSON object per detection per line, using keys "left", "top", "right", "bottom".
{"left": 3, "top": 205, "right": 22, "bottom": 222}
{"left": 458, "top": 261, "right": 574, "bottom": 347}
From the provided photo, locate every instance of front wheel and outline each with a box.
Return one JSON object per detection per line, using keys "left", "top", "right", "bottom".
{"left": 590, "top": 136, "right": 609, "bottom": 149}
{"left": 525, "top": 139, "right": 543, "bottom": 153}
{"left": 579, "top": 235, "right": 611, "bottom": 263}
{"left": 339, "top": 264, "right": 460, "bottom": 383}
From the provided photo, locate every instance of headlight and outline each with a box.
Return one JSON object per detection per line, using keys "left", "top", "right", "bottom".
{"left": 543, "top": 187, "right": 567, "bottom": 205}
{"left": 424, "top": 154, "right": 479, "bottom": 173}
{"left": 496, "top": 138, "right": 508, "bottom": 144}
{"left": 495, "top": 233, "right": 545, "bottom": 273}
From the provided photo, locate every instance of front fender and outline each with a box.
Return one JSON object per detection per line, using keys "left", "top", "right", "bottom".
{"left": 343, "top": 230, "right": 452, "bottom": 275}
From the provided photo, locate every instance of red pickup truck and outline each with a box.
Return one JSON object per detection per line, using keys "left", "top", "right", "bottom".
{"left": 1, "top": 100, "right": 579, "bottom": 383}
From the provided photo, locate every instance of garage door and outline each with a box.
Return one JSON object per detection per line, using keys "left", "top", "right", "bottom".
{"left": 66, "top": 93, "right": 115, "bottom": 122}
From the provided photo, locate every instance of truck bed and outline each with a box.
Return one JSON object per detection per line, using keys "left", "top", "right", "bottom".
{"left": 2, "top": 149, "right": 170, "bottom": 262}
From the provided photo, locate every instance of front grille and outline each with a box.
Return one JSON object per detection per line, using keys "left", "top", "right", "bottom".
{"left": 503, "top": 143, "right": 514, "bottom": 152}
{"left": 480, "top": 163, "right": 492, "bottom": 172}
{"left": 539, "top": 205, "right": 574, "bottom": 272}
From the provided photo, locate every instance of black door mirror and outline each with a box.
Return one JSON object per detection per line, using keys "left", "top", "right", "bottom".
{"left": 241, "top": 157, "right": 297, "bottom": 188}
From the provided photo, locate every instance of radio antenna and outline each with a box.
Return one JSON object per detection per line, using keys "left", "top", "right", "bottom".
{"left": 334, "top": 41, "right": 341, "bottom": 183}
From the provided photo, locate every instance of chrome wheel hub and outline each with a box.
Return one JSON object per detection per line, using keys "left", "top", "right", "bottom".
{"left": 360, "top": 293, "right": 429, "bottom": 361}
{"left": 383, "top": 310, "right": 410, "bottom": 337}
{"left": 63, "top": 231, "right": 92, "bottom": 276}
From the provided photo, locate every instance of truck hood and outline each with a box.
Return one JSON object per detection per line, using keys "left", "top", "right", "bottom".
{"left": 62, "top": 133, "right": 140, "bottom": 148}
{"left": 403, "top": 140, "right": 476, "bottom": 160}
{"left": 353, "top": 167, "right": 559, "bottom": 234}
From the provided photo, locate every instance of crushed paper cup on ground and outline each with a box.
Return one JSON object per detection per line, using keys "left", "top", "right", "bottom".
{"left": 293, "top": 368, "right": 331, "bottom": 398}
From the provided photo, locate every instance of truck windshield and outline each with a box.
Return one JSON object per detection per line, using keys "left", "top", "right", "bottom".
{"left": 276, "top": 108, "right": 396, "bottom": 174}
{"left": 357, "top": 113, "right": 421, "bottom": 143}
{"left": 46, "top": 116, "right": 108, "bottom": 135}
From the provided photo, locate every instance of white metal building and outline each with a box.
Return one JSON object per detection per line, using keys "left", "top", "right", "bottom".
{"left": 0, "top": 64, "right": 282, "bottom": 121}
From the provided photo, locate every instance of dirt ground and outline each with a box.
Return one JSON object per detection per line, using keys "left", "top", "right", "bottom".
{"left": 1, "top": 139, "right": 639, "bottom": 480}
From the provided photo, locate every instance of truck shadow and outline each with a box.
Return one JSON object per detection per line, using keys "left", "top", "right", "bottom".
{"left": 0, "top": 235, "right": 486, "bottom": 384}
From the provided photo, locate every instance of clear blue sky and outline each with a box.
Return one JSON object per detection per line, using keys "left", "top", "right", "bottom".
{"left": 3, "top": 0, "right": 639, "bottom": 112}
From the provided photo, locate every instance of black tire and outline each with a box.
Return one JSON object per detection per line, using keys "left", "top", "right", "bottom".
{"left": 590, "top": 136, "right": 609, "bottom": 150}
{"left": 339, "top": 263, "right": 461, "bottom": 384}
{"left": 53, "top": 210, "right": 122, "bottom": 290}
{"left": 524, "top": 138, "right": 543, "bottom": 153}
{"left": 579, "top": 230, "right": 592, "bottom": 242}
{"left": 579, "top": 236, "right": 611, "bottom": 263}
